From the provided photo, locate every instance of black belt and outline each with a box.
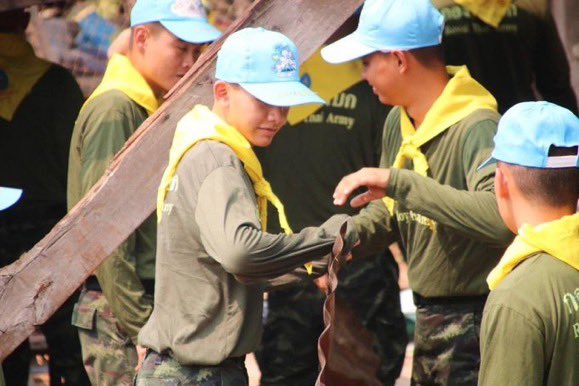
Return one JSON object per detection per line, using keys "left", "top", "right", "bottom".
{"left": 85, "top": 275, "right": 155, "bottom": 296}
{"left": 413, "top": 292, "right": 488, "bottom": 307}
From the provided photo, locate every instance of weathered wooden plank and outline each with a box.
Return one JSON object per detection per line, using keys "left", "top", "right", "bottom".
{"left": 0, "top": 0, "right": 363, "bottom": 361}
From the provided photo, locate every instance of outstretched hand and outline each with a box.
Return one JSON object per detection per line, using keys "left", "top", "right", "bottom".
{"left": 333, "top": 168, "right": 391, "bottom": 207}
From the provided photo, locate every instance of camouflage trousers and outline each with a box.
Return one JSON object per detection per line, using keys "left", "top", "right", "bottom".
{"left": 72, "top": 289, "right": 138, "bottom": 386}
{"left": 136, "top": 351, "right": 249, "bottom": 386}
{"left": 256, "top": 252, "right": 408, "bottom": 386}
{"left": 411, "top": 299, "right": 485, "bottom": 386}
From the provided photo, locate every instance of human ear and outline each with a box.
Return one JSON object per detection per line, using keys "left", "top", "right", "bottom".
{"left": 392, "top": 51, "right": 408, "bottom": 73}
{"left": 132, "top": 26, "right": 150, "bottom": 51}
{"left": 495, "top": 166, "right": 510, "bottom": 199}
{"left": 213, "top": 81, "right": 230, "bottom": 106}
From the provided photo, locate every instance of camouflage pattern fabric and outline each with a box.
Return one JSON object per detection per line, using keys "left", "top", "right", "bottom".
{"left": 136, "top": 351, "right": 248, "bottom": 386}
{"left": 412, "top": 302, "right": 484, "bottom": 386}
{"left": 257, "top": 252, "right": 407, "bottom": 386}
{"left": 72, "top": 289, "right": 139, "bottom": 385}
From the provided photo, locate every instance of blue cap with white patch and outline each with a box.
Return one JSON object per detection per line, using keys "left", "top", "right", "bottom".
{"left": 321, "top": 0, "right": 444, "bottom": 64}
{"left": 215, "top": 28, "right": 325, "bottom": 107}
{"left": 131, "top": 0, "right": 222, "bottom": 44}
{"left": 479, "top": 102, "right": 579, "bottom": 169}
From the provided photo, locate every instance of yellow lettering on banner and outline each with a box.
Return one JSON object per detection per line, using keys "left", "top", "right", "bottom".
{"left": 304, "top": 111, "right": 324, "bottom": 124}
{"left": 326, "top": 113, "right": 355, "bottom": 130}
{"left": 330, "top": 93, "right": 357, "bottom": 110}
{"left": 573, "top": 323, "right": 579, "bottom": 339}
{"left": 396, "top": 210, "right": 437, "bottom": 232}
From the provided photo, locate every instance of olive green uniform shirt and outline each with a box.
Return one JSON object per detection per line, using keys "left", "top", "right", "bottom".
{"left": 479, "top": 253, "right": 579, "bottom": 386}
{"left": 355, "top": 108, "right": 513, "bottom": 297}
{"left": 67, "top": 90, "right": 156, "bottom": 343}
{"left": 138, "top": 141, "right": 350, "bottom": 365}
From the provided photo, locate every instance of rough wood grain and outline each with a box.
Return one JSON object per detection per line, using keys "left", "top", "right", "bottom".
{"left": 0, "top": 0, "right": 363, "bottom": 361}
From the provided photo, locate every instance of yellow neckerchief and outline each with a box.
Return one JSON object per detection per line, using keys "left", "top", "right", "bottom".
{"left": 487, "top": 213, "right": 579, "bottom": 290}
{"left": 454, "top": 0, "right": 512, "bottom": 28}
{"left": 0, "top": 33, "right": 51, "bottom": 122}
{"left": 84, "top": 54, "right": 159, "bottom": 115}
{"left": 383, "top": 65, "right": 497, "bottom": 215}
{"left": 158, "top": 104, "right": 293, "bottom": 234}
{"left": 287, "top": 47, "right": 363, "bottom": 126}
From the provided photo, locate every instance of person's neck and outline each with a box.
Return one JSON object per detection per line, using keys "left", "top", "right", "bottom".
{"left": 513, "top": 200, "right": 576, "bottom": 231}
{"left": 404, "top": 66, "right": 448, "bottom": 129}
{"left": 126, "top": 50, "right": 164, "bottom": 99}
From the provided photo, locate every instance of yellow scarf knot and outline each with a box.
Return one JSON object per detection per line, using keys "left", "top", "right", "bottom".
{"left": 383, "top": 65, "right": 497, "bottom": 215}
{"left": 487, "top": 213, "right": 579, "bottom": 290}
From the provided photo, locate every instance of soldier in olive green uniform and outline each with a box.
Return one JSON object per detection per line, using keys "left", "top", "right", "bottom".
{"left": 0, "top": 8, "right": 88, "bottom": 386}
{"left": 477, "top": 102, "right": 579, "bottom": 386}
{"left": 324, "top": 0, "right": 514, "bottom": 384}
{"left": 67, "top": 1, "right": 220, "bottom": 384}
{"left": 255, "top": 17, "right": 407, "bottom": 384}
{"left": 136, "top": 27, "right": 355, "bottom": 385}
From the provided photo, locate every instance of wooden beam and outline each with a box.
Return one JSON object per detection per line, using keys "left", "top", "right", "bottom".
{"left": 0, "top": 0, "right": 364, "bottom": 361}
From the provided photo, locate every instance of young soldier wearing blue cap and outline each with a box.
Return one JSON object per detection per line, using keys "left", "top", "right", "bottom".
{"left": 255, "top": 15, "right": 407, "bottom": 386}
{"left": 325, "top": 0, "right": 513, "bottom": 384}
{"left": 67, "top": 1, "right": 221, "bottom": 384}
{"left": 478, "top": 102, "right": 579, "bottom": 386}
{"left": 135, "top": 27, "right": 355, "bottom": 385}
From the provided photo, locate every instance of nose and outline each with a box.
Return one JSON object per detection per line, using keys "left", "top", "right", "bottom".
{"left": 268, "top": 106, "right": 289, "bottom": 124}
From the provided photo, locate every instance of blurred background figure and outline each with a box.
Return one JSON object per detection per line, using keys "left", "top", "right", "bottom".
{"left": 0, "top": 6, "right": 89, "bottom": 386}
{"left": 433, "top": 0, "right": 578, "bottom": 113}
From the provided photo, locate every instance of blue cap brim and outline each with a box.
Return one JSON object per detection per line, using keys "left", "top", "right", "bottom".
{"left": 477, "top": 156, "right": 497, "bottom": 171}
{"left": 321, "top": 31, "right": 378, "bottom": 64}
{"left": 161, "top": 19, "right": 222, "bottom": 44}
{"left": 239, "top": 81, "right": 325, "bottom": 107}
{"left": 0, "top": 187, "right": 22, "bottom": 211}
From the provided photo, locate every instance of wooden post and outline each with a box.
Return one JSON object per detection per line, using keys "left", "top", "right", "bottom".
{"left": 0, "top": 0, "right": 364, "bottom": 361}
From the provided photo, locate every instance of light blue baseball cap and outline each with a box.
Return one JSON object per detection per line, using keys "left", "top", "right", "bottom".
{"left": 0, "top": 187, "right": 22, "bottom": 211}
{"left": 215, "top": 28, "right": 325, "bottom": 107}
{"left": 321, "top": 0, "right": 444, "bottom": 64}
{"left": 131, "top": 0, "right": 222, "bottom": 44}
{"left": 479, "top": 102, "right": 579, "bottom": 169}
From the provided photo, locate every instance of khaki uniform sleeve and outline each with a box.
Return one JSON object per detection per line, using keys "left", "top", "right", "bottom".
{"left": 195, "top": 165, "right": 355, "bottom": 281}
{"left": 387, "top": 120, "right": 513, "bottom": 246}
{"left": 479, "top": 303, "right": 544, "bottom": 386}
{"left": 79, "top": 108, "right": 153, "bottom": 343}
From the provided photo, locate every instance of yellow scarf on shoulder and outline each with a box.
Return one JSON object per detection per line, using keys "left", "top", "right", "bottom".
{"left": 487, "top": 214, "right": 579, "bottom": 290}
{"left": 157, "top": 105, "right": 293, "bottom": 236}
{"left": 0, "top": 33, "right": 51, "bottom": 122}
{"left": 454, "top": 0, "right": 512, "bottom": 28}
{"left": 383, "top": 66, "right": 497, "bottom": 214}
{"left": 84, "top": 54, "right": 159, "bottom": 115}
{"left": 287, "top": 47, "right": 363, "bottom": 126}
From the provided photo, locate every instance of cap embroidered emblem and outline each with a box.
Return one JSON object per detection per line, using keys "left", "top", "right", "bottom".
{"left": 272, "top": 44, "right": 297, "bottom": 77}
{"left": 171, "top": 0, "right": 207, "bottom": 19}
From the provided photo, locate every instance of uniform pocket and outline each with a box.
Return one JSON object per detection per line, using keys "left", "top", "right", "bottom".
{"left": 71, "top": 302, "right": 96, "bottom": 330}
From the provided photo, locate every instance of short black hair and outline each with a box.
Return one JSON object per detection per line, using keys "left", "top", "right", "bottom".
{"left": 409, "top": 45, "right": 446, "bottom": 67}
{"left": 502, "top": 146, "right": 579, "bottom": 208}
